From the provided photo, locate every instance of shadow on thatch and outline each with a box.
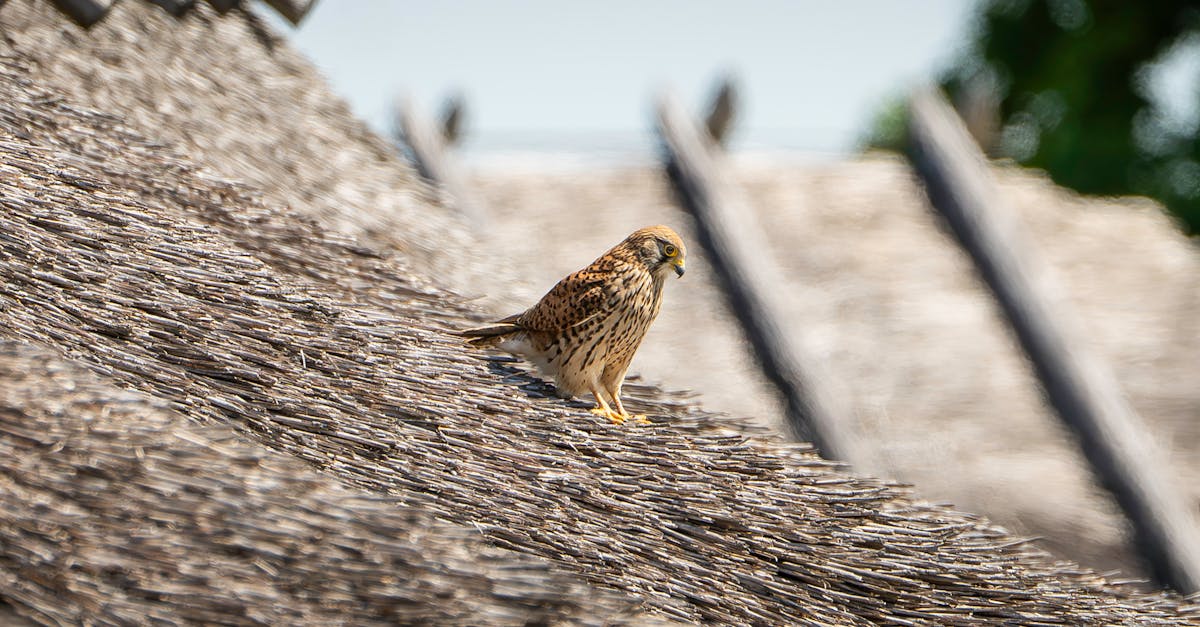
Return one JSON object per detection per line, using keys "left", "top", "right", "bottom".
{"left": 1, "top": 3, "right": 1199, "bottom": 626}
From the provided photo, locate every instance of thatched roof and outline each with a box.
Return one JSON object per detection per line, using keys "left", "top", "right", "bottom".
{"left": 1, "top": 2, "right": 1198, "bottom": 625}
{"left": 0, "top": 340, "right": 654, "bottom": 625}
{"left": 1, "top": 0, "right": 476, "bottom": 285}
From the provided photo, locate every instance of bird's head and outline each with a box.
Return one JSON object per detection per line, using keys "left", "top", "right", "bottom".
{"left": 623, "top": 225, "right": 686, "bottom": 279}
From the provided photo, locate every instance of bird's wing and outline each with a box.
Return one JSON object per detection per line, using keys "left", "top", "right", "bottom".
{"left": 517, "top": 268, "right": 616, "bottom": 335}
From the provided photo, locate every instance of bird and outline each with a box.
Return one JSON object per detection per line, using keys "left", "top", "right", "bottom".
{"left": 462, "top": 226, "right": 686, "bottom": 425}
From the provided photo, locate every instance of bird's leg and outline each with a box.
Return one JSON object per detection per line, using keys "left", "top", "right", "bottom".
{"left": 608, "top": 383, "right": 650, "bottom": 425}
{"left": 588, "top": 388, "right": 625, "bottom": 425}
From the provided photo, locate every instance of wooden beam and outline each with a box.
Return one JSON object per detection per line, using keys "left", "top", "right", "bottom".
{"left": 905, "top": 87, "right": 1200, "bottom": 594}
{"left": 395, "top": 97, "right": 487, "bottom": 228}
{"left": 704, "top": 77, "right": 738, "bottom": 147}
{"left": 440, "top": 94, "right": 465, "bottom": 147}
{"left": 146, "top": 0, "right": 196, "bottom": 17}
{"left": 205, "top": 0, "right": 240, "bottom": 13}
{"left": 655, "top": 90, "right": 861, "bottom": 463}
{"left": 50, "top": 0, "right": 113, "bottom": 26}
{"left": 260, "top": 0, "right": 316, "bottom": 25}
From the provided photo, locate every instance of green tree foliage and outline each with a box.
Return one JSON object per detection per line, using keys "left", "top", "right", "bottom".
{"left": 943, "top": 1, "right": 1200, "bottom": 233}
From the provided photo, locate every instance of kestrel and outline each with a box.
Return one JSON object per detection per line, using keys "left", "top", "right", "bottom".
{"left": 463, "top": 226, "right": 686, "bottom": 424}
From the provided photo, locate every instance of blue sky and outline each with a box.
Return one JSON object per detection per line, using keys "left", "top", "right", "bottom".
{"left": 269, "top": 1, "right": 977, "bottom": 154}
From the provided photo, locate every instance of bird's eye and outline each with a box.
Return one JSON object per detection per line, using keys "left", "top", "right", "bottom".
{"left": 663, "top": 243, "right": 678, "bottom": 257}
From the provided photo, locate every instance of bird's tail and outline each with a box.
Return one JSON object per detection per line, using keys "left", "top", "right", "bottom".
{"left": 460, "top": 321, "right": 523, "bottom": 347}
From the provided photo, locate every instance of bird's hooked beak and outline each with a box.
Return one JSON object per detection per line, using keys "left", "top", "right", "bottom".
{"left": 672, "top": 258, "right": 686, "bottom": 277}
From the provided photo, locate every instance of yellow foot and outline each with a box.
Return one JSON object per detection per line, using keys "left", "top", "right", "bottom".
{"left": 632, "top": 414, "right": 651, "bottom": 425}
{"left": 590, "top": 407, "right": 626, "bottom": 425}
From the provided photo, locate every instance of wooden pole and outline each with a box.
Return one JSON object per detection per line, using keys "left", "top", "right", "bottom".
{"left": 205, "top": 0, "right": 240, "bottom": 13}
{"left": 50, "top": 0, "right": 113, "bottom": 26}
{"left": 655, "top": 90, "right": 861, "bottom": 464}
{"left": 147, "top": 0, "right": 195, "bottom": 17}
{"left": 905, "top": 87, "right": 1200, "bottom": 594}
{"left": 395, "top": 97, "right": 487, "bottom": 229}
{"left": 260, "top": 0, "right": 316, "bottom": 25}
{"left": 704, "top": 77, "right": 738, "bottom": 147}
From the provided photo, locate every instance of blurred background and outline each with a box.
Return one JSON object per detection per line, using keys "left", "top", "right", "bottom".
{"left": 262, "top": 0, "right": 1200, "bottom": 590}
{"left": 270, "top": 0, "right": 973, "bottom": 162}
{"left": 273, "top": 0, "right": 1200, "bottom": 236}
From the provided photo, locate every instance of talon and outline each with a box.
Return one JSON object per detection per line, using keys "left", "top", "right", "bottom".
{"left": 632, "top": 414, "right": 650, "bottom": 425}
{"left": 590, "top": 407, "right": 625, "bottom": 425}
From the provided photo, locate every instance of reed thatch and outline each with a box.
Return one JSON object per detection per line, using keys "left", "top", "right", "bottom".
{"left": 0, "top": 2, "right": 1198, "bottom": 625}
{"left": 0, "top": 340, "right": 656, "bottom": 625}
{"left": 0, "top": 0, "right": 477, "bottom": 286}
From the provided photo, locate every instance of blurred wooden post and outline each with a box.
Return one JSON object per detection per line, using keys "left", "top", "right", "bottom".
{"left": 205, "top": 0, "right": 239, "bottom": 13}
{"left": 705, "top": 76, "right": 737, "bottom": 148}
{"left": 51, "top": 0, "right": 113, "bottom": 26}
{"left": 147, "top": 0, "right": 195, "bottom": 16}
{"left": 905, "top": 86, "right": 1200, "bottom": 594}
{"left": 53, "top": 0, "right": 316, "bottom": 23}
{"left": 655, "top": 87, "right": 860, "bottom": 464}
{"left": 395, "top": 96, "right": 487, "bottom": 229}
{"left": 260, "top": 0, "right": 316, "bottom": 24}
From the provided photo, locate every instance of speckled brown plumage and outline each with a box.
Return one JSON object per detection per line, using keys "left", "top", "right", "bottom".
{"left": 464, "top": 226, "right": 686, "bottom": 424}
